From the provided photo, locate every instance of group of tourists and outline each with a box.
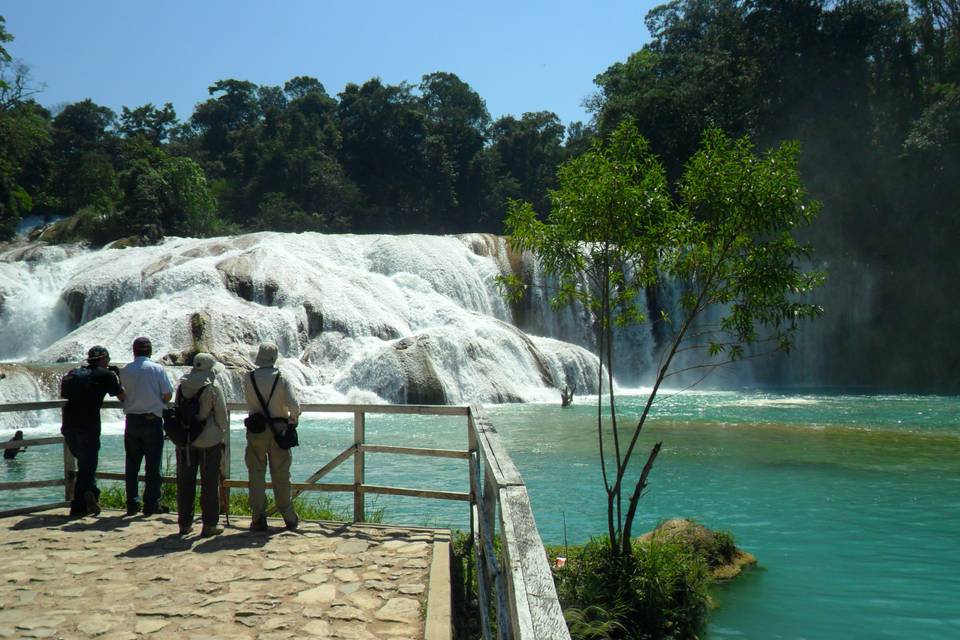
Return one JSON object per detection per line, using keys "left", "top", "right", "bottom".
{"left": 60, "top": 337, "right": 300, "bottom": 538}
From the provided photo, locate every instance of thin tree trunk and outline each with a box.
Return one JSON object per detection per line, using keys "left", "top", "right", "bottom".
{"left": 621, "top": 442, "right": 662, "bottom": 555}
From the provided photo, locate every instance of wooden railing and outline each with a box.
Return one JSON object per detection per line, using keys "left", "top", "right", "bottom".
{"left": 0, "top": 399, "right": 569, "bottom": 639}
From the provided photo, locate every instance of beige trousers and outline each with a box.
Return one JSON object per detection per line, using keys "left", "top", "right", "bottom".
{"left": 244, "top": 428, "right": 297, "bottom": 523}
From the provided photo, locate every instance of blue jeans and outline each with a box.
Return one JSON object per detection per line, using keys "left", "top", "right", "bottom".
{"left": 124, "top": 414, "right": 165, "bottom": 509}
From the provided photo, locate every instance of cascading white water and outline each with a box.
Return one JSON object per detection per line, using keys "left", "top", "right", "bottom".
{"left": 1, "top": 233, "right": 666, "bottom": 421}
{"left": 0, "top": 245, "right": 82, "bottom": 360}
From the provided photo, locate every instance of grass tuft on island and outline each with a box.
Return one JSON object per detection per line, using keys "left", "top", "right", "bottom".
{"left": 547, "top": 519, "right": 756, "bottom": 640}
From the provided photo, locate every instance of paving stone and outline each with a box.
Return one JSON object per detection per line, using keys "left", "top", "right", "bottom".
{"left": 295, "top": 584, "right": 336, "bottom": 605}
{"left": 17, "top": 591, "right": 36, "bottom": 604}
{"left": 335, "top": 557, "right": 364, "bottom": 568}
{"left": 263, "top": 617, "right": 291, "bottom": 630}
{"left": 348, "top": 591, "right": 382, "bottom": 610}
{"left": 375, "top": 598, "right": 421, "bottom": 623}
{"left": 77, "top": 614, "right": 119, "bottom": 635}
{"left": 135, "top": 619, "right": 170, "bottom": 634}
{"left": 398, "top": 584, "right": 425, "bottom": 595}
{"left": 137, "top": 607, "right": 184, "bottom": 617}
{"left": 334, "top": 568, "right": 360, "bottom": 582}
{"left": 336, "top": 539, "right": 370, "bottom": 555}
{"left": 364, "top": 579, "right": 395, "bottom": 592}
{"left": 404, "top": 558, "right": 429, "bottom": 569}
{"left": 203, "top": 592, "right": 252, "bottom": 606}
{"left": 299, "top": 569, "right": 330, "bottom": 584}
{"left": 301, "top": 619, "right": 332, "bottom": 636}
{"left": 397, "top": 542, "right": 429, "bottom": 556}
{"left": 327, "top": 606, "right": 367, "bottom": 622}
{"left": 15, "top": 618, "right": 64, "bottom": 630}
{"left": 330, "top": 623, "right": 378, "bottom": 639}
{"left": 67, "top": 565, "right": 99, "bottom": 575}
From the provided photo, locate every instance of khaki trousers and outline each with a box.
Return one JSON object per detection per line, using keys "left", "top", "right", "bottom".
{"left": 245, "top": 428, "right": 296, "bottom": 523}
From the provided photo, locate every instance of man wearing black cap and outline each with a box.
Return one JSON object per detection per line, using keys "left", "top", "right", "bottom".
{"left": 119, "top": 337, "right": 174, "bottom": 516}
{"left": 60, "top": 346, "right": 125, "bottom": 517}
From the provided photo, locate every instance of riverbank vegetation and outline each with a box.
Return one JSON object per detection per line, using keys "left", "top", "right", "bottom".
{"left": 549, "top": 520, "right": 751, "bottom": 640}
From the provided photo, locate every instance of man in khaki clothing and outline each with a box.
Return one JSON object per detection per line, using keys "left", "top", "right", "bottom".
{"left": 243, "top": 342, "right": 301, "bottom": 531}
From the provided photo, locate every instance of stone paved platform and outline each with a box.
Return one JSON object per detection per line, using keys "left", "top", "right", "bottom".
{"left": 0, "top": 509, "right": 446, "bottom": 639}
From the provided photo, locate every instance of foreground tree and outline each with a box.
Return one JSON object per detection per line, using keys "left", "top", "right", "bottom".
{"left": 503, "top": 120, "right": 824, "bottom": 563}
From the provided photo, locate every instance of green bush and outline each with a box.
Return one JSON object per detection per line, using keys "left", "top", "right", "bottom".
{"left": 551, "top": 536, "right": 710, "bottom": 640}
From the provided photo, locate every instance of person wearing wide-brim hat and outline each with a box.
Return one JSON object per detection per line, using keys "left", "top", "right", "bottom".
{"left": 60, "top": 345, "right": 125, "bottom": 517}
{"left": 174, "top": 353, "right": 229, "bottom": 537}
{"left": 243, "top": 342, "right": 301, "bottom": 532}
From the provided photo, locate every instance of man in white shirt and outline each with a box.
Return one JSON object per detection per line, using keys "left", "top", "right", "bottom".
{"left": 119, "top": 336, "right": 174, "bottom": 516}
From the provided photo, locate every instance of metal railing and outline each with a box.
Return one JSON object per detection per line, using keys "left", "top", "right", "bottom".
{"left": 0, "top": 399, "right": 569, "bottom": 639}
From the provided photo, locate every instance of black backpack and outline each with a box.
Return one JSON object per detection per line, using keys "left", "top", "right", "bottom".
{"left": 162, "top": 385, "right": 209, "bottom": 447}
{"left": 60, "top": 367, "right": 92, "bottom": 401}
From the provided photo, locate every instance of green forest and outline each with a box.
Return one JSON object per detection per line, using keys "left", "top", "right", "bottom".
{"left": 1, "top": 1, "right": 958, "bottom": 389}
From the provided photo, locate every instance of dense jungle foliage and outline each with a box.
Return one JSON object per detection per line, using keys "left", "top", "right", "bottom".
{"left": 1, "top": 1, "right": 958, "bottom": 389}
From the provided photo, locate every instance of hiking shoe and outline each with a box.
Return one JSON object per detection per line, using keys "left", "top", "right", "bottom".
{"left": 284, "top": 519, "right": 299, "bottom": 532}
{"left": 83, "top": 490, "right": 101, "bottom": 516}
{"left": 200, "top": 526, "right": 224, "bottom": 538}
{"left": 178, "top": 524, "right": 193, "bottom": 536}
{"left": 143, "top": 504, "right": 171, "bottom": 516}
{"left": 68, "top": 505, "right": 88, "bottom": 518}
{"left": 125, "top": 503, "right": 140, "bottom": 516}
{"left": 249, "top": 518, "right": 268, "bottom": 532}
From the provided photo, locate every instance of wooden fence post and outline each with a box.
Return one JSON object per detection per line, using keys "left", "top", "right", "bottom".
{"left": 468, "top": 410, "right": 479, "bottom": 541}
{"left": 223, "top": 410, "right": 232, "bottom": 516}
{"left": 353, "top": 410, "right": 365, "bottom": 522}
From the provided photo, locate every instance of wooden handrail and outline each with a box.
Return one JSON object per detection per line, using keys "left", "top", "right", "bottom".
{"left": 468, "top": 403, "right": 571, "bottom": 640}
{"left": 0, "top": 399, "right": 569, "bottom": 639}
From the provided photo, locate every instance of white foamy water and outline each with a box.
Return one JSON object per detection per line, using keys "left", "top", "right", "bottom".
{"left": 0, "top": 233, "right": 643, "bottom": 423}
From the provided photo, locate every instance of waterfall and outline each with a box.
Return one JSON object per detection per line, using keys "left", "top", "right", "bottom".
{"left": 0, "top": 233, "right": 627, "bottom": 419}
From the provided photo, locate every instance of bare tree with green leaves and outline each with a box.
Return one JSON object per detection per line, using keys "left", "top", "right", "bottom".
{"left": 502, "top": 119, "right": 824, "bottom": 558}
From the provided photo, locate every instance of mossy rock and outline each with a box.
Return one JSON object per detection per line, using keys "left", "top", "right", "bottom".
{"left": 639, "top": 518, "right": 757, "bottom": 580}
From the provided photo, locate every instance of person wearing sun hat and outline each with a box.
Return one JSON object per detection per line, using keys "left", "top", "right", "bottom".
{"left": 60, "top": 345, "right": 125, "bottom": 517}
{"left": 174, "top": 352, "right": 229, "bottom": 537}
{"left": 243, "top": 341, "right": 301, "bottom": 532}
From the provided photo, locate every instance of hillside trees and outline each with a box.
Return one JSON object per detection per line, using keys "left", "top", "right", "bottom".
{"left": 50, "top": 99, "right": 121, "bottom": 215}
{"left": 118, "top": 102, "right": 177, "bottom": 145}
{"left": 589, "top": 0, "right": 960, "bottom": 391}
{"left": 0, "top": 100, "right": 50, "bottom": 237}
{"left": 0, "top": 10, "right": 576, "bottom": 241}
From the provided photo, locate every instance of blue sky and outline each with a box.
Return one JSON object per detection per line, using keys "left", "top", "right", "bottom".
{"left": 2, "top": 1, "right": 658, "bottom": 129}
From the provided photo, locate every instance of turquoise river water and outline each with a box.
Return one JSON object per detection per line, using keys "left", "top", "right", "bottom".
{"left": 2, "top": 390, "right": 959, "bottom": 639}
